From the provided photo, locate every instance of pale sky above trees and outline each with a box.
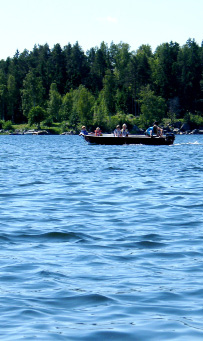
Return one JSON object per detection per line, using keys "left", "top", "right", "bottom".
{"left": 0, "top": 0, "right": 202, "bottom": 60}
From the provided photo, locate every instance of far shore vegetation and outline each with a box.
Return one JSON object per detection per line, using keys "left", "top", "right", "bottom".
{"left": 0, "top": 39, "right": 202, "bottom": 134}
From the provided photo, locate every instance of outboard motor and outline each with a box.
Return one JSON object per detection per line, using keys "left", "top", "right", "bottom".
{"left": 165, "top": 132, "right": 175, "bottom": 143}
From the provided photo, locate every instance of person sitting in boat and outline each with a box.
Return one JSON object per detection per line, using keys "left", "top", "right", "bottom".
{"left": 114, "top": 125, "right": 122, "bottom": 137}
{"left": 146, "top": 126, "right": 153, "bottom": 136}
{"left": 152, "top": 121, "right": 163, "bottom": 137}
{"left": 121, "top": 123, "right": 128, "bottom": 137}
{"left": 95, "top": 127, "right": 102, "bottom": 136}
{"left": 146, "top": 122, "right": 163, "bottom": 137}
{"left": 79, "top": 126, "right": 88, "bottom": 135}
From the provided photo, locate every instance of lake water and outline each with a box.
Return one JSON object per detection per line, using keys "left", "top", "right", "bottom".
{"left": 0, "top": 134, "right": 203, "bottom": 340}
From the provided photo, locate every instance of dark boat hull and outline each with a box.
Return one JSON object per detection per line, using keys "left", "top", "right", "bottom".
{"left": 84, "top": 134, "right": 175, "bottom": 145}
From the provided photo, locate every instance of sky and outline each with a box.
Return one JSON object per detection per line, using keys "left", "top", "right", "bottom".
{"left": 0, "top": 0, "right": 202, "bottom": 60}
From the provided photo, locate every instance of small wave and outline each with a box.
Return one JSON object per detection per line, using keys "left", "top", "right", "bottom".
{"left": 13, "top": 231, "right": 91, "bottom": 244}
{"left": 174, "top": 141, "right": 201, "bottom": 145}
{"left": 38, "top": 269, "right": 68, "bottom": 280}
{"left": 84, "top": 330, "right": 136, "bottom": 341}
{"left": 1, "top": 134, "right": 203, "bottom": 341}
{"left": 18, "top": 180, "right": 47, "bottom": 186}
{"left": 19, "top": 309, "right": 45, "bottom": 317}
{"left": 137, "top": 240, "right": 166, "bottom": 248}
{"left": 0, "top": 234, "right": 10, "bottom": 242}
{"left": 42, "top": 293, "right": 114, "bottom": 309}
{"left": 117, "top": 240, "right": 166, "bottom": 249}
{"left": 141, "top": 234, "right": 162, "bottom": 241}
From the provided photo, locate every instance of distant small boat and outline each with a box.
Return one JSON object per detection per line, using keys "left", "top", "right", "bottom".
{"left": 82, "top": 133, "right": 175, "bottom": 145}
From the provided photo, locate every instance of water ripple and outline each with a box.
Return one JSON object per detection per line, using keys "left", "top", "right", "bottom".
{"left": 0, "top": 134, "right": 203, "bottom": 340}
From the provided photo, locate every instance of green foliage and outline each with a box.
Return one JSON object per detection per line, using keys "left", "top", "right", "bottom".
{"left": 138, "top": 85, "right": 166, "bottom": 127}
{"left": 0, "top": 39, "right": 202, "bottom": 130}
{"left": 152, "top": 42, "right": 180, "bottom": 99}
{"left": 184, "top": 112, "right": 203, "bottom": 127}
{"left": 7, "top": 74, "right": 17, "bottom": 122}
{"left": 135, "top": 44, "right": 153, "bottom": 91}
{"left": 12, "top": 123, "right": 30, "bottom": 132}
{"left": 93, "top": 88, "right": 110, "bottom": 128}
{"left": 28, "top": 106, "right": 47, "bottom": 128}
{"left": 21, "top": 70, "right": 45, "bottom": 118}
{"left": 42, "top": 115, "right": 53, "bottom": 127}
{"left": 59, "top": 121, "right": 73, "bottom": 134}
{"left": 102, "top": 113, "right": 139, "bottom": 132}
{"left": 60, "top": 90, "right": 73, "bottom": 121}
{"left": 72, "top": 85, "right": 95, "bottom": 127}
{"left": 41, "top": 122, "right": 61, "bottom": 135}
{"left": 167, "top": 111, "right": 176, "bottom": 125}
{"left": 106, "top": 113, "right": 126, "bottom": 132}
{"left": 0, "top": 70, "right": 7, "bottom": 120}
{"left": 177, "top": 39, "right": 202, "bottom": 112}
{"left": 47, "top": 83, "right": 62, "bottom": 122}
{"left": 2, "top": 120, "right": 14, "bottom": 131}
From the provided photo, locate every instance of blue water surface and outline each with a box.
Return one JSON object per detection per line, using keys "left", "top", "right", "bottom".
{"left": 0, "top": 134, "right": 203, "bottom": 340}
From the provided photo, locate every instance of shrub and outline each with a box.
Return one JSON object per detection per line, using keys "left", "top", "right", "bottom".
{"left": 42, "top": 116, "right": 53, "bottom": 127}
{"left": 2, "top": 120, "right": 14, "bottom": 131}
{"left": 184, "top": 112, "right": 203, "bottom": 128}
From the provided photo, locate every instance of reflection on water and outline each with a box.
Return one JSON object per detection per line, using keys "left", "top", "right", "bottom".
{"left": 0, "top": 134, "right": 203, "bottom": 340}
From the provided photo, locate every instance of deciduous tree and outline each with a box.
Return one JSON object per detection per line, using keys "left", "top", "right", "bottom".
{"left": 21, "top": 70, "right": 45, "bottom": 119}
{"left": 7, "top": 74, "right": 17, "bottom": 122}
{"left": 47, "top": 83, "right": 62, "bottom": 122}
{"left": 138, "top": 85, "right": 166, "bottom": 127}
{"left": 28, "top": 106, "right": 46, "bottom": 129}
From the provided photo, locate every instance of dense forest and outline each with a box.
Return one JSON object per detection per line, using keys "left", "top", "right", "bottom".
{"left": 0, "top": 38, "right": 202, "bottom": 132}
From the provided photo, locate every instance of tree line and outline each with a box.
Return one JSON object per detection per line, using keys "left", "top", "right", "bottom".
{"left": 0, "top": 38, "right": 202, "bottom": 131}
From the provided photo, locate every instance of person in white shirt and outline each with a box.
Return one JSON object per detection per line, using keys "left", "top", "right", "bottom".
{"left": 121, "top": 123, "right": 128, "bottom": 137}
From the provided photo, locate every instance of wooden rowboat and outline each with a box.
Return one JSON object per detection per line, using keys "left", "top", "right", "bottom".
{"left": 83, "top": 133, "right": 175, "bottom": 145}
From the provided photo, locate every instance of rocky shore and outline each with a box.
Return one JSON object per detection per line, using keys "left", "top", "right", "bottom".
{"left": 169, "top": 122, "right": 203, "bottom": 135}
{"left": 1, "top": 122, "right": 203, "bottom": 136}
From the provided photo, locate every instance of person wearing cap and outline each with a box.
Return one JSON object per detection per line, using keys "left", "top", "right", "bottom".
{"left": 79, "top": 125, "right": 88, "bottom": 135}
{"left": 121, "top": 123, "right": 128, "bottom": 137}
{"left": 114, "top": 125, "right": 122, "bottom": 137}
